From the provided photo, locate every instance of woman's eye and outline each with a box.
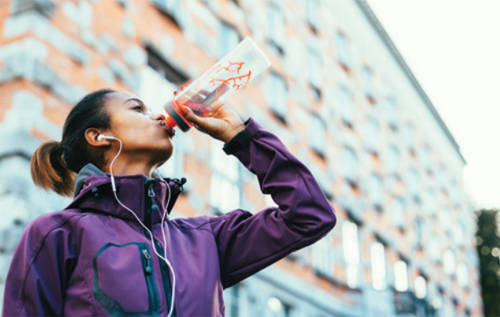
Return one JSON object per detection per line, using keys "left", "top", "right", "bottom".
{"left": 133, "top": 105, "right": 145, "bottom": 112}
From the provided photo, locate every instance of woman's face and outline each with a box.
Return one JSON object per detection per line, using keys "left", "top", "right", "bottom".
{"left": 102, "top": 91, "right": 175, "bottom": 165}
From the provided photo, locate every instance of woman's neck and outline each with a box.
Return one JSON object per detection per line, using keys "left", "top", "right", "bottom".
{"left": 103, "top": 153, "right": 158, "bottom": 177}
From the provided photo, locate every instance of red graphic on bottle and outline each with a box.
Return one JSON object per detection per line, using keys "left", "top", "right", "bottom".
{"left": 209, "top": 61, "right": 252, "bottom": 99}
{"left": 216, "top": 61, "right": 245, "bottom": 74}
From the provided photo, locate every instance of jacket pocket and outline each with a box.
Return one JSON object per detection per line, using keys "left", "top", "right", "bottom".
{"left": 93, "top": 242, "right": 160, "bottom": 316}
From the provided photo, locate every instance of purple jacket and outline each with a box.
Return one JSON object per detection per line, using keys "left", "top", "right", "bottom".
{"left": 2, "top": 118, "right": 336, "bottom": 316}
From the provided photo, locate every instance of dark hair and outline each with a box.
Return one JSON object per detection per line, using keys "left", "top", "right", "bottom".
{"left": 31, "top": 89, "right": 115, "bottom": 196}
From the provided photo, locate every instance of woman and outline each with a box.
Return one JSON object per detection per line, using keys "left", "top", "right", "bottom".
{"left": 2, "top": 89, "right": 336, "bottom": 316}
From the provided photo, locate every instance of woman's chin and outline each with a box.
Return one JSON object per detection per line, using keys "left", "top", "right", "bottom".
{"left": 154, "top": 146, "right": 173, "bottom": 165}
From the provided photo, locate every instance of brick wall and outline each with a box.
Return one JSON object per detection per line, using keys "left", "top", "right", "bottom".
{"left": 0, "top": 1, "right": 482, "bottom": 316}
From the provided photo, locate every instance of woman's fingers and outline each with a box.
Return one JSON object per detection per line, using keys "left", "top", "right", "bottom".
{"left": 179, "top": 103, "right": 243, "bottom": 142}
{"left": 180, "top": 106, "right": 200, "bottom": 127}
{"left": 181, "top": 105, "right": 213, "bottom": 131}
{"left": 206, "top": 102, "right": 224, "bottom": 117}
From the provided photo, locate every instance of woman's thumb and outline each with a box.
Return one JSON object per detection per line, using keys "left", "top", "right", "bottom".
{"left": 181, "top": 105, "right": 197, "bottom": 121}
{"left": 181, "top": 105, "right": 203, "bottom": 128}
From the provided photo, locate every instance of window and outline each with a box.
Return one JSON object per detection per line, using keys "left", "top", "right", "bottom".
{"left": 415, "top": 217, "right": 424, "bottom": 247}
{"left": 338, "top": 183, "right": 359, "bottom": 217}
{"left": 284, "top": 39, "right": 305, "bottom": 83}
{"left": 457, "top": 262, "right": 468, "bottom": 287}
{"left": 386, "top": 145, "right": 401, "bottom": 174}
{"left": 309, "top": 114, "right": 326, "bottom": 158}
{"left": 362, "top": 117, "right": 380, "bottom": 152}
{"left": 394, "top": 260, "right": 409, "bottom": 292}
{"left": 442, "top": 298, "right": 454, "bottom": 317}
{"left": 428, "top": 233, "right": 441, "bottom": 261}
{"left": 339, "top": 86, "right": 354, "bottom": 125}
{"left": 383, "top": 97, "right": 397, "bottom": 129}
{"left": 401, "top": 122, "right": 416, "bottom": 149}
{"left": 452, "top": 219, "right": 465, "bottom": 247}
{"left": 335, "top": 32, "right": 349, "bottom": 68}
{"left": 437, "top": 194, "right": 450, "bottom": 226}
{"left": 366, "top": 174, "right": 383, "bottom": 208}
{"left": 246, "top": 4, "right": 265, "bottom": 43}
{"left": 266, "top": 73, "right": 288, "bottom": 123}
{"left": 370, "top": 241, "right": 386, "bottom": 290}
{"left": 443, "top": 250, "right": 456, "bottom": 275}
{"left": 427, "top": 283, "right": 442, "bottom": 309}
{"left": 339, "top": 146, "right": 358, "bottom": 182}
{"left": 361, "top": 66, "right": 374, "bottom": 102}
{"left": 414, "top": 276, "right": 427, "bottom": 299}
{"left": 342, "top": 220, "right": 360, "bottom": 288}
{"left": 391, "top": 197, "right": 405, "bottom": 229}
{"left": 219, "top": 22, "right": 240, "bottom": 58}
{"left": 0, "top": 188, "right": 30, "bottom": 228}
{"left": 152, "top": 0, "right": 184, "bottom": 28}
{"left": 405, "top": 167, "right": 420, "bottom": 196}
{"left": 311, "top": 232, "right": 334, "bottom": 276}
{"left": 304, "top": 0, "right": 320, "bottom": 32}
{"left": 145, "top": 43, "right": 190, "bottom": 85}
{"left": 307, "top": 47, "right": 322, "bottom": 90}
{"left": 11, "top": 0, "right": 55, "bottom": 17}
{"left": 267, "top": 3, "right": 285, "bottom": 54}
{"left": 419, "top": 145, "right": 433, "bottom": 170}
{"left": 209, "top": 139, "right": 240, "bottom": 213}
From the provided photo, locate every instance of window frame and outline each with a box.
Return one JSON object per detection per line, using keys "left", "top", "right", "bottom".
{"left": 266, "top": 72, "right": 288, "bottom": 123}
{"left": 370, "top": 240, "right": 387, "bottom": 290}
{"left": 309, "top": 113, "right": 327, "bottom": 158}
{"left": 342, "top": 220, "right": 361, "bottom": 288}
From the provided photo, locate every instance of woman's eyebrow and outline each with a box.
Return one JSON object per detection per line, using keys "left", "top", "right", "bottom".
{"left": 123, "top": 97, "right": 145, "bottom": 106}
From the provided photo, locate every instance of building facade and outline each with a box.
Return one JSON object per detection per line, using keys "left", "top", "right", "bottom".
{"left": 0, "top": 0, "right": 482, "bottom": 316}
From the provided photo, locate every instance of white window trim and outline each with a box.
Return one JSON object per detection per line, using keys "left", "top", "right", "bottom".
{"left": 370, "top": 241, "right": 386, "bottom": 290}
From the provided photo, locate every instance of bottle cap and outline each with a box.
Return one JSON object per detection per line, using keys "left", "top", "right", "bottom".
{"left": 163, "top": 114, "right": 177, "bottom": 129}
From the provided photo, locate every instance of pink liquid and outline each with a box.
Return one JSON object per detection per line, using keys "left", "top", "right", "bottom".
{"left": 164, "top": 84, "right": 231, "bottom": 131}
{"left": 181, "top": 100, "right": 211, "bottom": 117}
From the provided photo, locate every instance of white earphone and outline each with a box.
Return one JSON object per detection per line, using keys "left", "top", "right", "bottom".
{"left": 97, "top": 134, "right": 116, "bottom": 141}
{"left": 97, "top": 134, "right": 176, "bottom": 317}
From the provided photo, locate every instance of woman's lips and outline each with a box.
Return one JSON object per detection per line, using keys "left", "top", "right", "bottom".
{"left": 158, "top": 120, "right": 175, "bottom": 137}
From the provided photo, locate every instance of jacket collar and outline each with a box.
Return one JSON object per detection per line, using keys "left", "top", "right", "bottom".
{"left": 66, "top": 163, "right": 186, "bottom": 224}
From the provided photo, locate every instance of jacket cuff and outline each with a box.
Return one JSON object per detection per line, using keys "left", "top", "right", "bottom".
{"left": 223, "top": 118, "right": 256, "bottom": 155}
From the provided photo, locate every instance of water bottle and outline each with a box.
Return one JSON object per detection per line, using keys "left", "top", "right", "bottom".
{"left": 163, "top": 37, "right": 271, "bottom": 132}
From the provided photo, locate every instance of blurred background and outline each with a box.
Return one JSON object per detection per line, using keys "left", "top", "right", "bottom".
{"left": 0, "top": 0, "right": 497, "bottom": 316}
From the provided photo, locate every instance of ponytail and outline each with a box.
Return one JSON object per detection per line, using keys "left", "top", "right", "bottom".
{"left": 31, "top": 141, "right": 75, "bottom": 197}
{"left": 30, "top": 89, "right": 114, "bottom": 197}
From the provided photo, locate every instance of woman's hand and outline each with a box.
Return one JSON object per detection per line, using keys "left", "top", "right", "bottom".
{"left": 180, "top": 102, "right": 245, "bottom": 143}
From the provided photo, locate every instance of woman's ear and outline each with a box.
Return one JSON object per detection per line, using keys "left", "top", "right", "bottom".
{"left": 85, "top": 128, "right": 111, "bottom": 147}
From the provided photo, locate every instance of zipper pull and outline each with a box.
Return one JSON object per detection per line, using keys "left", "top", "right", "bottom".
{"left": 173, "top": 177, "right": 187, "bottom": 192}
{"left": 142, "top": 248, "right": 153, "bottom": 274}
{"left": 148, "top": 183, "right": 156, "bottom": 198}
{"left": 147, "top": 182, "right": 159, "bottom": 213}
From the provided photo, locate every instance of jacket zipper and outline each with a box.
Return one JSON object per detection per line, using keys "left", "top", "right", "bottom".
{"left": 144, "top": 180, "right": 176, "bottom": 316}
{"left": 154, "top": 240, "right": 175, "bottom": 314}
{"left": 141, "top": 247, "right": 158, "bottom": 311}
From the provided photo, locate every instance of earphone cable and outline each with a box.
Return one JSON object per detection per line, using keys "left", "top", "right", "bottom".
{"left": 107, "top": 137, "right": 176, "bottom": 317}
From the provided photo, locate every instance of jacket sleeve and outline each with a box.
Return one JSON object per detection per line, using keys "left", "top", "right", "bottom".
{"left": 210, "top": 117, "right": 337, "bottom": 288}
{"left": 2, "top": 215, "right": 78, "bottom": 316}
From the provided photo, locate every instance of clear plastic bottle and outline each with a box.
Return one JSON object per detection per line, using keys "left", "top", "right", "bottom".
{"left": 163, "top": 37, "right": 271, "bottom": 132}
